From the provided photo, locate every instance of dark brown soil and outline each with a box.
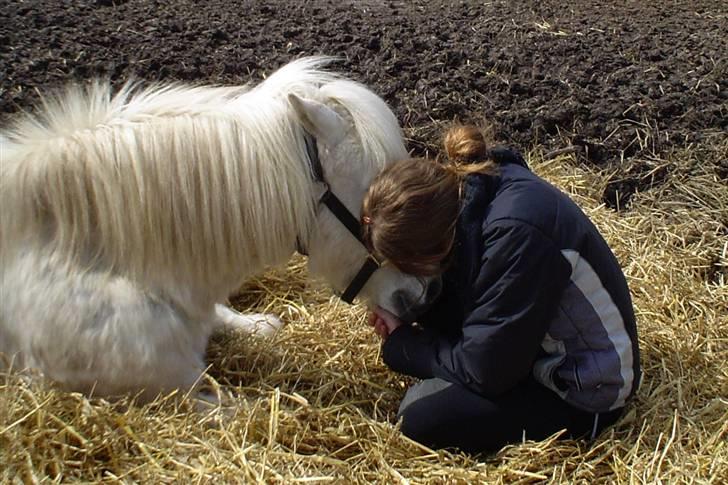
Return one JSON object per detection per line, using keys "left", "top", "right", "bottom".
{"left": 1, "top": 0, "right": 726, "bottom": 208}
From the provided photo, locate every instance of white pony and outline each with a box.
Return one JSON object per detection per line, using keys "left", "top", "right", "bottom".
{"left": 0, "top": 57, "right": 438, "bottom": 401}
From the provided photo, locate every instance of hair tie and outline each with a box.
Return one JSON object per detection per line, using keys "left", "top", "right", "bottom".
{"left": 362, "top": 215, "right": 372, "bottom": 225}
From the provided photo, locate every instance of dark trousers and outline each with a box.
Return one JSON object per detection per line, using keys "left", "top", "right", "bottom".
{"left": 397, "top": 376, "right": 624, "bottom": 454}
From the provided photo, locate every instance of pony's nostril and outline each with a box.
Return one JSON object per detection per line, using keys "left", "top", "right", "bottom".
{"left": 391, "top": 289, "right": 414, "bottom": 321}
{"left": 392, "top": 289, "right": 408, "bottom": 309}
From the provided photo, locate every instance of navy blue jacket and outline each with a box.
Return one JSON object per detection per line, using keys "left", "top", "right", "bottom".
{"left": 382, "top": 149, "right": 641, "bottom": 413}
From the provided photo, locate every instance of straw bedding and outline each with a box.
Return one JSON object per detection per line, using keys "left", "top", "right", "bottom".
{"left": 1, "top": 0, "right": 726, "bottom": 482}
{"left": 2, "top": 136, "right": 725, "bottom": 483}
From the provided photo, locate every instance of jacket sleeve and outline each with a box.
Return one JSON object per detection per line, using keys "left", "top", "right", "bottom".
{"left": 382, "top": 221, "right": 572, "bottom": 396}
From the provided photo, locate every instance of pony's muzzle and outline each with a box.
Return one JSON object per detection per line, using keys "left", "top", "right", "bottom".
{"left": 391, "top": 277, "right": 442, "bottom": 322}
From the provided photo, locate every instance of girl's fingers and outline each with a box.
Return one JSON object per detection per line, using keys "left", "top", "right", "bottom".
{"left": 374, "top": 306, "right": 401, "bottom": 328}
{"left": 367, "top": 312, "right": 377, "bottom": 326}
{"left": 374, "top": 312, "right": 402, "bottom": 334}
{"left": 373, "top": 320, "right": 388, "bottom": 339}
{"left": 370, "top": 309, "right": 398, "bottom": 340}
{"left": 374, "top": 306, "right": 397, "bottom": 320}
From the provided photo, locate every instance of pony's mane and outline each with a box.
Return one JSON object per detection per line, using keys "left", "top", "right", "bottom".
{"left": 0, "top": 57, "right": 404, "bottom": 295}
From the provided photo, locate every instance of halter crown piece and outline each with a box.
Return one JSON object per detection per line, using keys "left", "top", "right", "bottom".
{"left": 302, "top": 131, "right": 381, "bottom": 304}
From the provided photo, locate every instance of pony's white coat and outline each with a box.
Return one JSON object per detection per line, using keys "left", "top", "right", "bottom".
{"left": 0, "top": 57, "right": 430, "bottom": 401}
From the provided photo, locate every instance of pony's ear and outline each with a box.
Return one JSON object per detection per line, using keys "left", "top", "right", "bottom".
{"left": 288, "top": 93, "right": 347, "bottom": 146}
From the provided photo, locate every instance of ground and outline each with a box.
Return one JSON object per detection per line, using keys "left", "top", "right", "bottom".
{"left": 0, "top": 0, "right": 726, "bottom": 483}
{"left": 1, "top": 0, "right": 725, "bottom": 206}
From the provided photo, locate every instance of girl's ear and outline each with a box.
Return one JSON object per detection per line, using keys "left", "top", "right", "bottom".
{"left": 288, "top": 93, "right": 347, "bottom": 147}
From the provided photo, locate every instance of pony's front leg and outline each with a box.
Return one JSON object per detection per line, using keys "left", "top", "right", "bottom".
{"left": 214, "top": 304, "right": 285, "bottom": 337}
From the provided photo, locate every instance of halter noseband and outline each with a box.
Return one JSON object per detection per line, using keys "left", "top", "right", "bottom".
{"left": 301, "top": 132, "right": 381, "bottom": 304}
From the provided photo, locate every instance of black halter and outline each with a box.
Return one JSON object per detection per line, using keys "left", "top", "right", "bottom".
{"left": 301, "top": 132, "right": 381, "bottom": 304}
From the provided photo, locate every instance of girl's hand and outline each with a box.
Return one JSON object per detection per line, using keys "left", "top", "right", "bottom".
{"left": 368, "top": 306, "right": 404, "bottom": 340}
{"left": 367, "top": 311, "right": 389, "bottom": 339}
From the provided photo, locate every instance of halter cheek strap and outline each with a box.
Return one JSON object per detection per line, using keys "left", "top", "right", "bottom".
{"left": 340, "top": 255, "right": 381, "bottom": 304}
{"left": 302, "top": 132, "right": 381, "bottom": 304}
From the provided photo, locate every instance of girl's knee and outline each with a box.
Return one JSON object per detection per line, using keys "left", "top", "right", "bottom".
{"left": 396, "top": 384, "right": 455, "bottom": 447}
{"left": 397, "top": 402, "right": 439, "bottom": 445}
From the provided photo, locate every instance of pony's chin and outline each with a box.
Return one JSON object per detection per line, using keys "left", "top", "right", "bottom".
{"left": 401, "top": 302, "right": 433, "bottom": 324}
{"left": 379, "top": 300, "right": 420, "bottom": 324}
{"left": 398, "top": 311, "right": 418, "bottom": 324}
{"left": 389, "top": 289, "right": 437, "bottom": 323}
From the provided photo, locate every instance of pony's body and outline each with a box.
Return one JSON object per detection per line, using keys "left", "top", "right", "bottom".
{"left": 0, "top": 57, "right": 433, "bottom": 400}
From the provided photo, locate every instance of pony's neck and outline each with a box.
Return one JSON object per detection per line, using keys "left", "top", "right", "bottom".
{"left": 212, "top": 120, "right": 318, "bottom": 292}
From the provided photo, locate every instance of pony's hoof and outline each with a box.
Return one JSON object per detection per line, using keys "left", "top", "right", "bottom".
{"left": 248, "top": 313, "right": 285, "bottom": 337}
{"left": 220, "top": 307, "right": 285, "bottom": 337}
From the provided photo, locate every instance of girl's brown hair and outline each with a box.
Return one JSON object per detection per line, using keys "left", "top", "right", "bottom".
{"left": 361, "top": 124, "right": 497, "bottom": 276}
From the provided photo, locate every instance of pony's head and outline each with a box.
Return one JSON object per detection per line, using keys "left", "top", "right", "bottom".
{"left": 284, "top": 62, "right": 440, "bottom": 320}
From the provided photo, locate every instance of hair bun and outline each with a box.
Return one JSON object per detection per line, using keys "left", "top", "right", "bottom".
{"left": 443, "top": 125, "right": 489, "bottom": 163}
